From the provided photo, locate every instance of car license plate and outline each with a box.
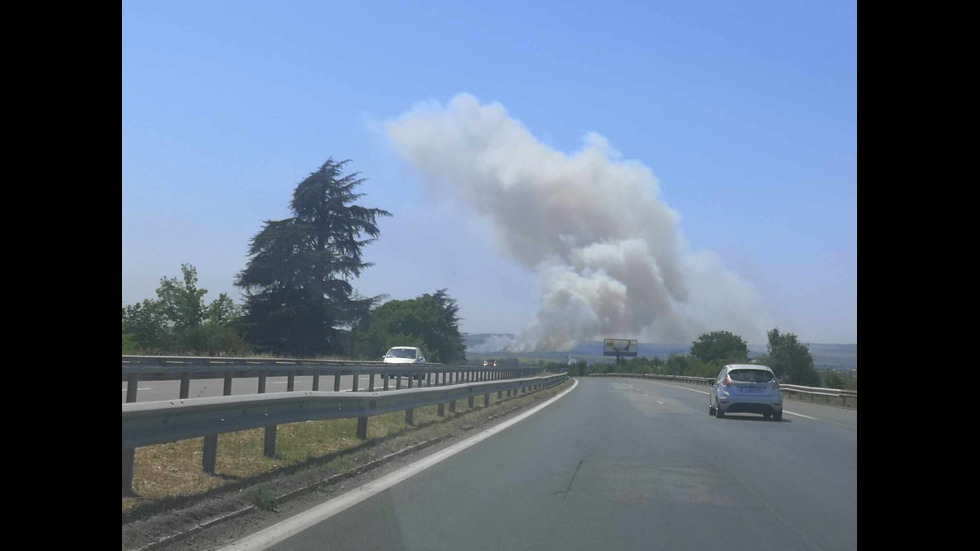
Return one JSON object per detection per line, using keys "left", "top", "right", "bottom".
{"left": 740, "top": 385, "right": 761, "bottom": 393}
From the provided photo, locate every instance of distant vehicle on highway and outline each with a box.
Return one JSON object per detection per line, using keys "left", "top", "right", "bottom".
{"left": 383, "top": 346, "right": 426, "bottom": 364}
{"left": 483, "top": 359, "right": 496, "bottom": 367}
{"left": 709, "top": 364, "right": 782, "bottom": 421}
{"left": 382, "top": 346, "right": 426, "bottom": 381}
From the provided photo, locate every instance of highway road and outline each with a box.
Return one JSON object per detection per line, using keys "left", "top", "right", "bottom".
{"left": 220, "top": 376, "right": 857, "bottom": 551}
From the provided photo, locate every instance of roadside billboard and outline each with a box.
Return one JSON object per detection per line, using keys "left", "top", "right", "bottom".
{"left": 603, "top": 338, "right": 638, "bottom": 357}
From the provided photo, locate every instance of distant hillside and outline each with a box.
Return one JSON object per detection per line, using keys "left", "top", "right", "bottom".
{"left": 464, "top": 334, "right": 857, "bottom": 371}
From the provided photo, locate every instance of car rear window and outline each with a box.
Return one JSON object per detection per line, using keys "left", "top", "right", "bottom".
{"left": 729, "top": 369, "right": 774, "bottom": 383}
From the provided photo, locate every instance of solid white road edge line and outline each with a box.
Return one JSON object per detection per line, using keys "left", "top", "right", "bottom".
{"left": 217, "top": 377, "right": 580, "bottom": 551}
{"left": 782, "top": 410, "right": 818, "bottom": 420}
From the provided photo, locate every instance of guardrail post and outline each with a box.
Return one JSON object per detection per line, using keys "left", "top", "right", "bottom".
{"left": 334, "top": 374, "right": 341, "bottom": 392}
{"left": 427, "top": 372, "right": 432, "bottom": 386}
{"left": 468, "top": 396, "right": 475, "bottom": 408}
{"left": 126, "top": 373, "right": 139, "bottom": 403}
{"left": 203, "top": 434, "right": 218, "bottom": 474}
{"left": 384, "top": 375, "right": 390, "bottom": 391}
{"left": 180, "top": 373, "right": 190, "bottom": 399}
{"left": 406, "top": 408, "right": 415, "bottom": 425}
{"left": 287, "top": 374, "right": 295, "bottom": 391}
{"left": 313, "top": 374, "right": 319, "bottom": 391}
{"left": 264, "top": 425, "right": 277, "bottom": 458}
{"left": 396, "top": 375, "right": 402, "bottom": 390}
{"left": 122, "top": 447, "right": 135, "bottom": 495}
{"left": 258, "top": 373, "right": 267, "bottom": 394}
{"left": 449, "top": 400, "right": 456, "bottom": 413}
{"left": 438, "top": 403, "right": 445, "bottom": 416}
{"left": 223, "top": 375, "right": 233, "bottom": 396}
{"left": 408, "top": 375, "right": 414, "bottom": 389}
{"left": 352, "top": 373, "right": 359, "bottom": 392}
{"left": 369, "top": 374, "right": 375, "bottom": 391}
{"left": 356, "top": 416, "right": 368, "bottom": 439}
{"left": 484, "top": 393, "right": 490, "bottom": 407}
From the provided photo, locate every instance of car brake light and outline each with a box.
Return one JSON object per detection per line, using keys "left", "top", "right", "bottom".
{"left": 722, "top": 375, "right": 731, "bottom": 387}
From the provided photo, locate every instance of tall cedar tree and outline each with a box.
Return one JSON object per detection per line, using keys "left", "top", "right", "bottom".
{"left": 236, "top": 159, "right": 390, "bottom": 357}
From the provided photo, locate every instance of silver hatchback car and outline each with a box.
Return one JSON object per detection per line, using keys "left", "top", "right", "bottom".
{"left": 709, "top": 364, "right": 782, "bottom": 421}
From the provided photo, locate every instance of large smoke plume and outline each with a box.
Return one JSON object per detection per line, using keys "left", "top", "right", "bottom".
{"left": 388, "top": 94, "right": 768, "bottom": 351}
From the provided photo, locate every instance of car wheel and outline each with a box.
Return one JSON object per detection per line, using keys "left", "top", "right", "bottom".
{"left": 709, "top": 404, "right": 715, "bottom": 416}
{"left": 763, "top": 413, "right": 771, "bottom": 420}
{"left": 716, "top": 407, "right": 725, "bottom": 419}
{"left": 773, "top": 411, "right": 782, "bottom": 422}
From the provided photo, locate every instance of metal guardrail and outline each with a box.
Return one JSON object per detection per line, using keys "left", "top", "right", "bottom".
{"left": 779, "top": 383, "right": 858, "bottom": 396}
{"left": 122, "top": 355, "right": 546, "bottom": 403}
{"left": 590, "top": 372, "right": 857, "bottom": 408}
{"left": 122, "top": 370, "right": 569, "bottom": 494}
{"left": 590, "top": 373, "right": 714, "bottom": 386}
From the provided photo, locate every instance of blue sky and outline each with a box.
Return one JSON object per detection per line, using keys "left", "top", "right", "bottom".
{"left": 122, "top": 1, "right": 856, "bottom": 345}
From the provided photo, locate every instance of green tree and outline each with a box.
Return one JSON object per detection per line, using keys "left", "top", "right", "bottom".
{"left": 353, "top": 289, "right": 466, "bottom": 363}
{"left": 205, "top": 293, "right": 239, "bottom": 326}
{"left": 236, "top": 159, "right": 391, "bottom": 357}
{"left": 766, "top": 328, "right": 819, "bottom": 385}
{"left": 176, "top": 293, "right": 251, "bottom": 356}
{"left": 690, "top": 330, "right": 749, "bottom": 365}
{"left": 122, "top": 328, "right": 139, "bottom": 354}
{"left": 156, "top": 264, "right": 208, "bottom": 330}
{"left": 122, "top": 299, "right": 171, "bottom": 352}
{"left": 122, "top": 265, "right": 249, "bottom": 355}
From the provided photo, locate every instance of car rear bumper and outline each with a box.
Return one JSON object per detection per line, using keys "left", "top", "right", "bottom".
{"left": 719, "top": 402, "right": 781, "bottom": 415}
{"left": 716, "top": 390, "right": 782, "bottom": 414}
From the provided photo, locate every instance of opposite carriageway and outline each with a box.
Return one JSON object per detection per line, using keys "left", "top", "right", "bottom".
{"left": 122, "top": 355, "right": 547, "bottom": 403}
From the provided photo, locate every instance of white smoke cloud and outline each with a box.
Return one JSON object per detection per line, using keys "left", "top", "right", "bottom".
{"left": 467, "top": 334, "right": 518, "bottom": 354}
{"left": 387, "top": 93, "right": 769, "bottom": 350}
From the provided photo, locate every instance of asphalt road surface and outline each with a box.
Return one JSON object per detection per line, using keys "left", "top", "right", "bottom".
{"left": 223, "top": 376, "right": 857, "bottom": 551}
